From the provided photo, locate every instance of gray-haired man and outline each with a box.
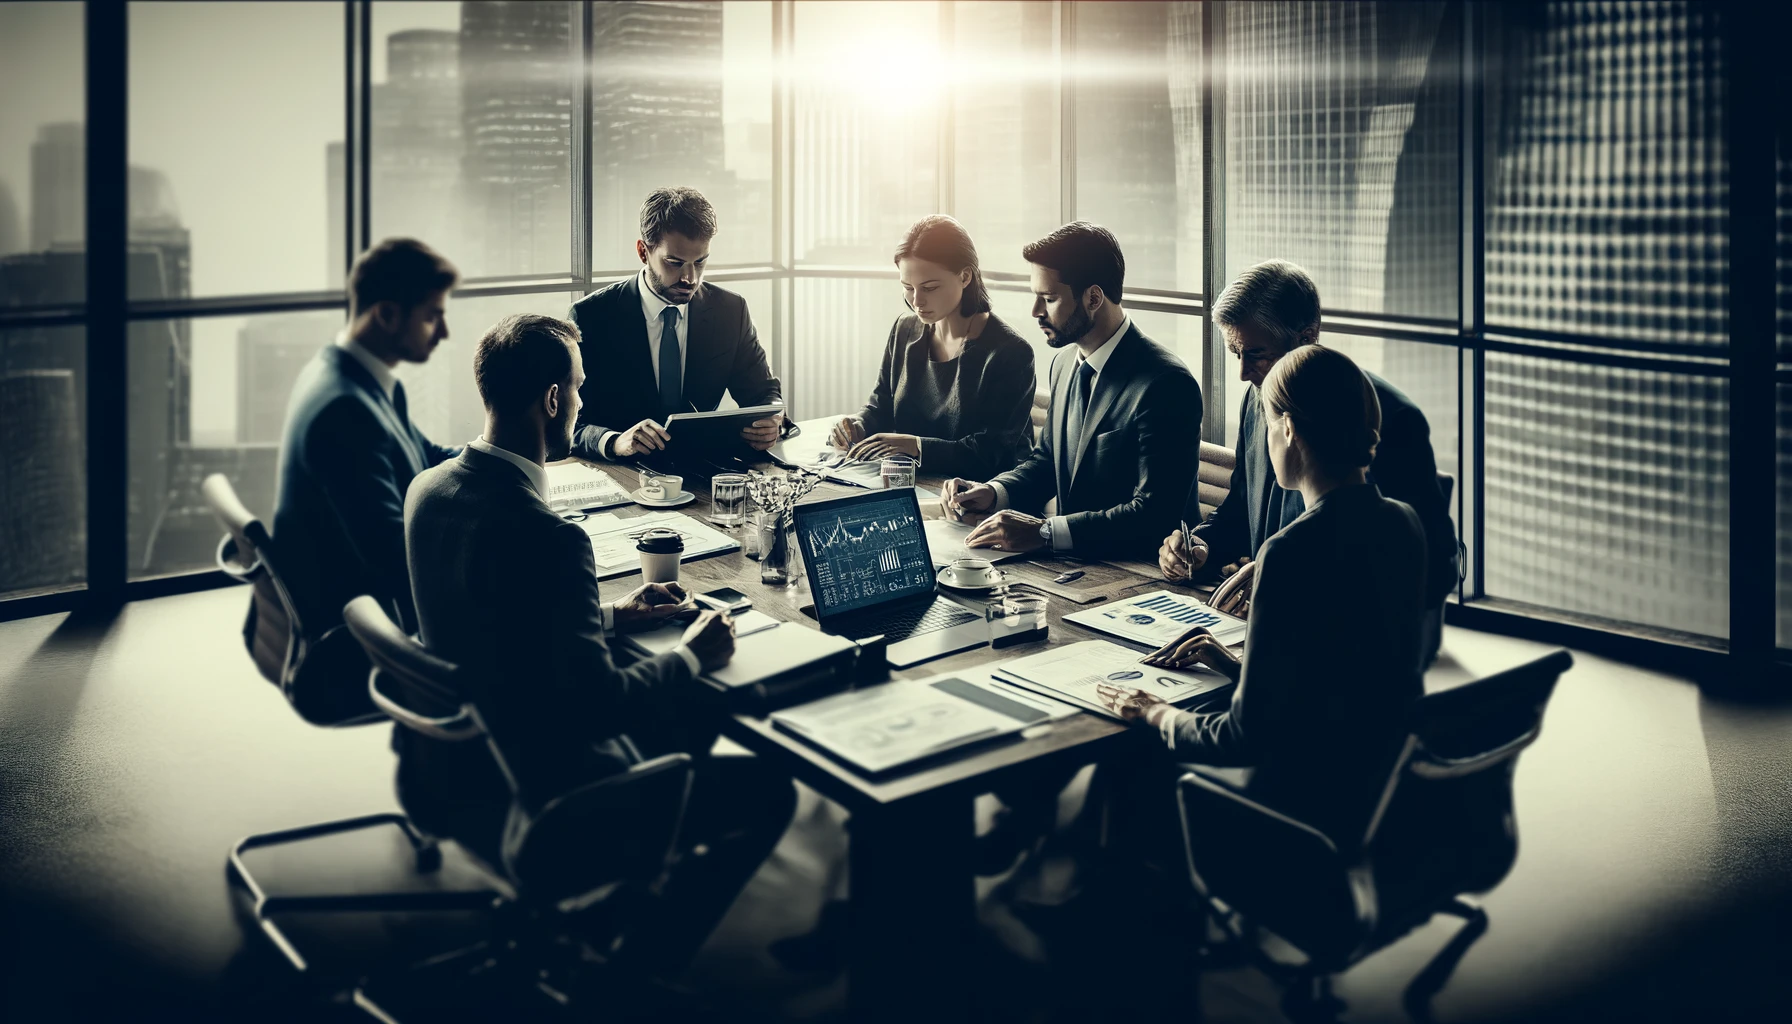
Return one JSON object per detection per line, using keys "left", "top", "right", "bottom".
{"left": 1159, "top": 259, "right": 1458, "bottom": 662}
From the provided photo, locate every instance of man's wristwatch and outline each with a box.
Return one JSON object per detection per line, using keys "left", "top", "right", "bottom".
{"left": 1037, "top": 518, "right": 1054, "bottom": 547}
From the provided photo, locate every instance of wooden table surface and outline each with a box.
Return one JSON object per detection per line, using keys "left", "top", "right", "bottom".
{"left": 559, "top": 435, "right": 1205, "bottom": 1021}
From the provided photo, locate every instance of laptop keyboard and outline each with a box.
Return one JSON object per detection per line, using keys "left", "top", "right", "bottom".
{"left": 845, "top": 599, "right": 979, "bottom": 643}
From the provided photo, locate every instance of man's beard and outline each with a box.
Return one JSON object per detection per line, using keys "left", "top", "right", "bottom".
{"left": 1039, "top": 303, "right": 1094, "bottom": 349}
{"left": 547, "top": 411, "right": 575, "bottom": 461}
{"left": 649, "top": 275, "right": 695, "bottom": 306}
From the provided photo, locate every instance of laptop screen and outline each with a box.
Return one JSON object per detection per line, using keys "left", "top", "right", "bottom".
{"left": 793, "top": 489, "right": 936, "bottom": 619}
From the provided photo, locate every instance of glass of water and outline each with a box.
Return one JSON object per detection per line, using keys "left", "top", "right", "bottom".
{"left": 880, "top": 454, "right": 918, "bottom": 489}
{"left": 710, "top": 472, "right": 748, "bottom": 527}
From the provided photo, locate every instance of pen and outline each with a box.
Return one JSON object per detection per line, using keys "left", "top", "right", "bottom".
{"left": 1179, "top": 519, "right": 1195, "bottom": 579}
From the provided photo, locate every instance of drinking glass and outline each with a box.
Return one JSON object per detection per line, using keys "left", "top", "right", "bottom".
{"left": 880, "top": 454, "right": 918, "bottom": 489}
{"left": 710, "top": 472, "right": 748, "bottom": 526}
{"left": 986, "top": 592, "right": 1049, "bottom": 648}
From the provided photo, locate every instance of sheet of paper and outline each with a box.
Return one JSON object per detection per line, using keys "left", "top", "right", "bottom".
{"left": 770, "top": 677, "right": 1025, "bottom": 774}
{"left": 545, "top": 461, "right": 632, "bottom": 511}
{"left": 993, "top": 640, "right": 1230, "bottom": 720}
{"left": 1064, "top": 589, "right": 1248, "bottom": 647}
{"left": 581, "top": 510, "right": 740, "bottom": 578}
{"left": 924, "top": 518, "right": 1026, "bottom": 566}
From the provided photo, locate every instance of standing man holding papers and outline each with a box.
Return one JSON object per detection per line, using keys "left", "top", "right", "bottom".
{"left": 402, "top": 313, "right": 795, "bottom": 979}
{"left": 569, "top": 186, "right": 784, "bottom": 462}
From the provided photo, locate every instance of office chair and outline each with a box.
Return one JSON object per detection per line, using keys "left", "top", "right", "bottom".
{"left": 1177, "top": 648, "right": 1572, "bottom": 1023}
{"left": 342, "top": 596, "right": 696, "bottom": 1020}
{"left": 1196, "top": 442, "right": 1236, "bottom": 518}
{"left": 202, "top": 474, "right": 492, "bottom": 974}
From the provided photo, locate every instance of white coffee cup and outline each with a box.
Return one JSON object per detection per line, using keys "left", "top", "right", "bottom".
{"left": 640, "top": 473, "right": 684, "bottom": 502}
{"left": 941, "top": 556, "right": 1002, "bottom": 589}
{"left": 636, "top": 528, "right": 685, "bottom": 584}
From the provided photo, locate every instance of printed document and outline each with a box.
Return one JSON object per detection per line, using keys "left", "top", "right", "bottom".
{"left": 993, "top": 640, "right": 1232, "bottom": 720}
{"left": 1064, "top": 590, "right": 1248, "bottom": 647}
{"left": 924, "top": 519, "right": 1026, "bottom": 566}
{"left": 577, "top": 510, "right": 739, "bottom": 579}
{"left": 545, "top": 461, "right": 632, "bottom": 511}
{"left": 771, "top": 676, "right": 1032, "bottom": 774}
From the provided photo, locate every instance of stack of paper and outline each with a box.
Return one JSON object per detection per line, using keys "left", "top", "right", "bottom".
{"left": 545, "top": 461, "right": 632, "bottom": 512}
{"left": 992, "top": 640, "right": 1232, "bottom": 721}
{"left": 1064, "top": 590, "right": 1247, "bottom": 647}
{"left": 576, "top": 510, "right": 740, "bottom": 580}
{"left": 770, "top": 674, "right": 1044, "bottom": 775}
{"left": 924, "top": 519, "right": 1026, "bottom": 566}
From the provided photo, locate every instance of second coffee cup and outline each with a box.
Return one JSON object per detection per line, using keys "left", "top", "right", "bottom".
{"left": 636, "top": 528, "right": 685, "bottom": 583}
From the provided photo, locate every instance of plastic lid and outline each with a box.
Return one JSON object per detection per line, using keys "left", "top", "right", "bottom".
{"left": 635, "top": 528, "right": 685, "bottom": 554}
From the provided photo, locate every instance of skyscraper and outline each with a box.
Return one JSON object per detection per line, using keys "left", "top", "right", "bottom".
{"left": 0, "top": 369, "right": 85, "bottom": 593}
{"left": 236, "top": 313, "right": 339, "bottom": 445}
{"left": 1483, "top": 1, "right": 1729, "bottom": 638}
{"left": 591, "top": 1, "right": 725, "bottom": 257}
{"left": 460, "top": 0, "right": 575, "bottom": 277}
{"left": 29, "top": 123, "right": 83, "bottom": 252}
{"left": 372, "top": 29, "right": 462, "bottom": 256}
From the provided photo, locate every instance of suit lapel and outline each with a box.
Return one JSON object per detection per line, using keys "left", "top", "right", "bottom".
{"left": 613, "top": 277, "right": 656, "bottom": 419}
{"left": 331, "top": 348, "right": 424, "bottom": 476}
{"left": 1068, "top": 326, "right": 1135, "bottom": 488}
{"left": 1050, "top": 350, "right": 1074, "bottom": 497}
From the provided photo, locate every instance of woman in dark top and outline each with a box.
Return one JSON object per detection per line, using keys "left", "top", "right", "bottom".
{"left": 1098, "top": 344, "right": 1428, "bottom": 844}
{"left": 830, "top": 215, "right": 1037, "bottom": 479}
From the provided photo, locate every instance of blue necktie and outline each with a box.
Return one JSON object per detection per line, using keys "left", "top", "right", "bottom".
{"left": 658, "top": 305, "right": 682, "bottom": 418}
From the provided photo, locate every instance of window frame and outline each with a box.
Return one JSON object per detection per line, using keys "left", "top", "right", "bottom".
{"left": 1, "top": 1, "right": 1781, "bottom": 683}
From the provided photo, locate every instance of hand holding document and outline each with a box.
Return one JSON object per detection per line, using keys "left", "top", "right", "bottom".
{"left": 993, "top": 640, "right": 1232, "bottom": 721}
{"left": 1064, "top": 590, "right": 1247, "bottom": 647}
{"left": 924, "top": 519, "right": 1026, "bottom": 566}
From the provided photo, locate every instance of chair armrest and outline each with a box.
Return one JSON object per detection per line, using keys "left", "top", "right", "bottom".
{"left": 215, "top": 533, "right": 261, "bottom": 581}
{"left": 367, "top": 667, "right": 480, "bottom": 742}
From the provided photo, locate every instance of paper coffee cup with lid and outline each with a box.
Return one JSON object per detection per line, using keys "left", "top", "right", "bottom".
{"left": 636, "top": 528, "right": 685, "bottom": 583}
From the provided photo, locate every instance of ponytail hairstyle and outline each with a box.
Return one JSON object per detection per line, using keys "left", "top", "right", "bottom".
{"left": 1260, "top": 344, "right": 1382, "bottom": 477}
{"left": 893, "top": 214, "right": 992, "bottom": 317}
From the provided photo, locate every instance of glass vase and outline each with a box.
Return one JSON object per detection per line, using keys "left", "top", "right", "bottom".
{"left": 759, "top": 513, "right": 801, "bottom": 586}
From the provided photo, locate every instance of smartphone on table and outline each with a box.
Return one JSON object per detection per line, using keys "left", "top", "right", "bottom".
{"left": 695, "top": 586, "right": 752, "bottom": 614}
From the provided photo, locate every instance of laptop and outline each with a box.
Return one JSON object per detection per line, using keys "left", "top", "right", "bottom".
{"left": 792, "top": 489, "right": 989, "bottom": 668}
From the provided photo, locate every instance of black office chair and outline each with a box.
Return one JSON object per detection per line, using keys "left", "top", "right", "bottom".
{"left": 341, "top": 596, "right": 696, "bottom": 1020}
{"left": 203, "top": 474, "right": 490, "bottom": 974}
{"left": 1177, "top": 649, "right": 1572, "bottom": 1023}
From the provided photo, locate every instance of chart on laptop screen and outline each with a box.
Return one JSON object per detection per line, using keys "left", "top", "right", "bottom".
{"left": 803, "top": 495, "right": 934, "bottom": 615}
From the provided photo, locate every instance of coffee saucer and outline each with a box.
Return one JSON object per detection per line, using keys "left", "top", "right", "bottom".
{"left": 936, "top": 565, "right": 1007, "bottom": 592}
{"left": 632, "top": 488, "right": 696, "bottom": 508}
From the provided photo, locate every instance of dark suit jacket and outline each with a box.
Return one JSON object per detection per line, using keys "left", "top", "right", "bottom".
{"left": 398, "top": 446, "right": 702, "bottom": 860}
{"left": 567, "top": 276, "right": 781, "bottom": 461}
{"left": 988, "top": 321, "right": 1203, "bottom": 558}
{"left": 272, "top": 345, "right": 457, "bottom": 639}
{"left": 1191, "top": 371, "right": 1458, "bottom": 606}
{"left": 1168, "top": 483, "right": 1427, "bottom": 844}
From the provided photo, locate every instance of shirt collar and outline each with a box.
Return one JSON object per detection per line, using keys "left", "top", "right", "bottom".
{"left": 467, "top": 436, "right": 548, "bottom": 498}
{"left": 637, "top": 269, "right": 687, "bottom": 326}
{"left": 335, "top": 330, "right": 398, "bottom": 401}
{"left": 1077, "top": 316, "right": 1130, "bottom": 376}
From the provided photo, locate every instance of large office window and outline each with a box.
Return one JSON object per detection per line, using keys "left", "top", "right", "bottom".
{"left": 591, "top": 1, "right": 773, "bottom": 271}
{"left": 1, "top": 3, "right": 85, "bottom": 600}
{"left": 368, "top": 0, "right": 578, "bottom": 282}
{"left": 1072, "top": 1, "right": 1201, "bottom": 295}
{"left": 793, "top": 276, "right": 908, "bottom": 420}
{"left": 792, "top": 1, "right": 941, "bottom": 270}
{"left": 1223, "top": 1, "right": 1460, "bottom": 320}
{"left": 128, "top": 2, "right": 343, "bottom": 299}
{"left": 951, "top": 1, "right": 1060, "bottom": 275}
{"left": 1483, "top": 2, "right": 1729, "bottom": 639}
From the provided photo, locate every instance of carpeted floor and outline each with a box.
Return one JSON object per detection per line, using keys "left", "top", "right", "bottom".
{"left": 2, "top": 585, "right": 1790, "bottom": 1021}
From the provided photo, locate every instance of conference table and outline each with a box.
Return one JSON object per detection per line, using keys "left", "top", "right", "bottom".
{"left": 561, "top": 430, "right": 1199, "bottom": 1020}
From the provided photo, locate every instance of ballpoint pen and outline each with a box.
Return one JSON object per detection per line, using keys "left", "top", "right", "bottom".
{"left": 1179, "top": 519, "right": 1196, "bottom": 579}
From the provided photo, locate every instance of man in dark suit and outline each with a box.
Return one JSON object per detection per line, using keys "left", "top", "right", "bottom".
{"left": 402, "top": 313, "right": 795, "bottom": 977}
{"left": 568, "top": 186, "right": 783, "bottom": 463}
{"left": 272, "top": 237, "right": 460, "bottom": 664}
{"left": 1157, "top": 259, "right": 1458, "bottom": 662}
{"left": 942, "top": 221, "right": 1203, "bottom": 560}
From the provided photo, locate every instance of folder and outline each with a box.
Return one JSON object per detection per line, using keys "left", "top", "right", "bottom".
{"left": 620, "top": 613, "right": 859, "bottom": 712}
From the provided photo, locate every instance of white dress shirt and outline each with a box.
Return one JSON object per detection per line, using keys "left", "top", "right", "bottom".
{"left": 335, "top": 330, "right": 398, "bottom": 401}
{"left": 467, "top": 436, "right": 701, "bottom": 675}
{"left": 598, "top": 270, "right": 693, "bottom": 458}
{"left": 990, "top": 316, "right": 1131, "bottom": 553}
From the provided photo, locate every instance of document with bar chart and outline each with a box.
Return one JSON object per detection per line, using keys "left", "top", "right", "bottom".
{"left": 801, "top": 495, "right": 936, "bottom": 616}
{"left": 1064, "top": 590, "right": 1248, "bottom": 648}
